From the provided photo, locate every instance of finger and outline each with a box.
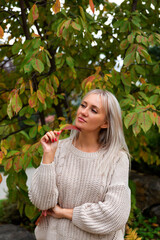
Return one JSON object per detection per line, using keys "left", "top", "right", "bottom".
{"left": 46, "top": 131, "right": 55, "bottom": 142}
{"left": 41, "top": 134, "right": 49, "bottom": 143}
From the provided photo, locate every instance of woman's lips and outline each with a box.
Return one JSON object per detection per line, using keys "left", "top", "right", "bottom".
{"left": 78, "top": 117, "right": 86, "bottom": 123}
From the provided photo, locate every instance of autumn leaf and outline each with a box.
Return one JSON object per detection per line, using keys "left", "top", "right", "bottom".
{"left": 71, "top": 22, "right": 81, "bottom": 31}
{"left": 0, "top": 25, "right": 4, "bottom": 38}
{"left": 89, "top": 0, "right": 94, "bottom": 14}
{"left": 31, "top": 58, "right": 44, "bottom": 73}
{"left": 0, "top": 173, "right": 2, "bottom": 184}
{"left": 28, "top": 4, "right": 39, "bottom": 25}
{"left": 13, "top": 156, "right": 23, "bottom": 173}
{"left": 52, "top": 0, "right": 60, "bottom": 14}
{"left": 11, "top": 92, "right": 23, "bottom": 114}
{"left": 31, "top": 33, "right": 40, "bottom": 38}
{"left": 37, "top": 89, "right": 45, "bottom": 104}
{"left": 29, "top": 92, "right": 37, "bottom": 108}
{"left": 60, "top": 124, "right": 81, "bottom": 131}
{"left": 124, "top": 112, "right": 138, "bottom": 128}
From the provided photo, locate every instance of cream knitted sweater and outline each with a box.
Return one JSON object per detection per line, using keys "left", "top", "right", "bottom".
{"left": 29, "top": 137, "right": 131, "bottom": 240}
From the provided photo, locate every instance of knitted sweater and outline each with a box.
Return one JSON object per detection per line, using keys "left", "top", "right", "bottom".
{"left": 29, "top": 137, "right": 131, "bottom": 240}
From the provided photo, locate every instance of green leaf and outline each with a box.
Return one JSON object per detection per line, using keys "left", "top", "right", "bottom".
{"left": 24, "top": 62, "right": 33, "bottom": 73}
{"left": 12, "top": 42, "right": 22, "bottom": 54}
{"left": 23, "top": 119, "right": 36, "bottom": 126}
{"left": 29, "top": 92, "right": 37, "bottom": 108}
{"left": 37, "top": 90, "right": 45, "bottom": 104}
{"left": 11, "top": 92, "right": 23, "bottom": 114}
{"left": 136, "top": 51, "right": 140, "bottom": 64}
{"left": 135, "top": 65, "right": 145, "bottom": 76}
{"left": 29, "top": 125, "right": 38, "bottom": 138}
{"left": 18, "top": 171, "right": 28, "bottom": 191}
{"left": 28, "top": 4, "right": 39, "bottom": 25}
{"left": 120, "top": 21, "right": 130, "bottom": 32}
{"left": 31, "top": 58, "right": 44, "bottom": 73}
{"left": 132, "top": 122, "right": 141, "bottom": 136}
{"left": 138, "top": 92, "right": 148, "bottom": 101}
{"left": 149, "top": 95, "right": 159, "bottom": 104}
{"left": 121, "top": 73, "right": 131, "bottom": 86}
{"left": 127, "top": 34, "right": 135, "bottom": 43}
{"left": 25, "top": 205, "right": 37, "bottom": 219}
{"left": 140, "top": 49, "right": 152, "bottom": 63}
{"left": 66, "top": 56, "right": 74, "bottom": 69}
{"left": 141, "top": 36, "right": 148, "bottom": 47}
{"left": 138, "top": 112, "right": 152, "bottom": 133}
{"left": 153, "top": 64, "right": 159, "bottom": 74}
{"left": 124, "top": 112, "right": 138, "bottom": 128}
{"left": 71, "top": 22, "right": 81, "bottom": 31}
{"left": 132, "top": 18, "right": 141, "bottom": 28}
{"left": 136, "top": 35, "right": 142, "bottom": 43}
{"left": 120, "top": 39, "right": 129, "bottom": 50}
{"left": 123, "top": 51, "right": 135, "bottom": 68}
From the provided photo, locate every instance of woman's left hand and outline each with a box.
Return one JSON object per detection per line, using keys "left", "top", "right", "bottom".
{"left": 46, "top": 205, "right": 73, "bottom": 220}
{"left": 47, "top": 205, "right": 64, "bottom": 219}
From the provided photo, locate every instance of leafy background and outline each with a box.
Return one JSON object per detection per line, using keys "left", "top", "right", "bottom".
{"left": 0, "top": 0, "right": 160, "bottom": 239}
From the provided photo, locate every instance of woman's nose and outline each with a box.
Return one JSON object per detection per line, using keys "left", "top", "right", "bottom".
{"left": 81, "top": 107, "right": 88, "bottom": 116}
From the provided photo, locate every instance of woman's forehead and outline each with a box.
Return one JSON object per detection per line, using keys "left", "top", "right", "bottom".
{"left": 83, "top": 94, "right": 103, "bottom": 108}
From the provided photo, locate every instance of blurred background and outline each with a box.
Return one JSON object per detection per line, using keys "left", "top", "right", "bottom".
{"left": 0, "top": 0, "right": 160, "bottom": 239}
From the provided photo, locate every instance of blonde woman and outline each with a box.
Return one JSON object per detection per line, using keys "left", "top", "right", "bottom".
{"left": 29, "top": 89, "right": 131, "bottom": 240}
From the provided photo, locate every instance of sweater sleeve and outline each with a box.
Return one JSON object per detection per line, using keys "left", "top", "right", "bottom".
{"left": 72, "top": 153, "right": 131, "bottom": 235}
{"left": 28, "top": 144, "right": 61, "bottom": 210}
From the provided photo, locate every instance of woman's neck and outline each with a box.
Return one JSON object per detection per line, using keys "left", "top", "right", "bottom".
{"left": 74, "top": 132, "right": 100, "bottom": 152}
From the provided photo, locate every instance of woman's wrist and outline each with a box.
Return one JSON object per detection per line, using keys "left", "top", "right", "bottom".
{"left": 42, "top": 151, "right": 55, "bottom": 164}
{"left": 62, "top": 208, "right": 73, "bottom": 221}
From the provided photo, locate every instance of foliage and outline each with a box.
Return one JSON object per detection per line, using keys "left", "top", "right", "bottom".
{"left": 0, "top": 0, "right": 160, "bottom": 220}
{"left": 0, "top": 199, "right": 36, "bottom": 232}
{"left": 128, "top": 208, "right": 160, "bottom": 240}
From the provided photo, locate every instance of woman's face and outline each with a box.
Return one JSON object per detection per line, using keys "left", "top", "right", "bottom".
{"left": 75, "top": 94, "right": 108, "bottom": 133}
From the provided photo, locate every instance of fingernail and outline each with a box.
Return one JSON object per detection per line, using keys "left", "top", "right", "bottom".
{"left": 57, "top": 132, "right": 60, "bottom": 135}
{"left": 55, "top": 138, "right": 57, "bottom": 141}
{"left": 52, "top": 139, "right": 54, "bottom": 142}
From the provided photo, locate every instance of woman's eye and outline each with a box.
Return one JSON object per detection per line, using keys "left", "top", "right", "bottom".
{"left": 80, "top": 103, "right": 86, "bottom": 108}
{"left": 92, "top": 109, "right": 97, "bottom": 114}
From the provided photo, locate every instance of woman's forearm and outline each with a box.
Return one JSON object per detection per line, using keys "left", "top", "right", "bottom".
{"left": 63, "top": 208, "right": 73, "bottom": 220}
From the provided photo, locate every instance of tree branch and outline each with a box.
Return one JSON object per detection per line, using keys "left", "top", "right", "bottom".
{"left": 1, "top": 126, "right": 30, "bottom": 140}
{"left": 19, "top": 0, "right": 30, "bottom": 40}
{"left": 132, "top": 0, "right": 138, "bottom": 12}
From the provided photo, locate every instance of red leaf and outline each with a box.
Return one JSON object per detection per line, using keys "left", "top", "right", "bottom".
{"left": 89, "top": 0, "right": 94, "bottom": 14}
{"left": 0, "top": 173, "right": 2, "bottom": 184}
{"left": 60, "top": 124, "right": 81, "bottom": 131}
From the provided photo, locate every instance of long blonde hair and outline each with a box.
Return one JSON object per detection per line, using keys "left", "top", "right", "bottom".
{"left": 70, "top": 89, "right": 130, "bottom": 176}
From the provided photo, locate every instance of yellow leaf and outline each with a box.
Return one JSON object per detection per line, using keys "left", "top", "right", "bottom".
{"left": 29, "top": 80, "right": 33, "bottom": 95}
{"left": 40, "top": 46, "right": 44, "bottom": 51}
{"left": 1, "top": 146, "right": 7, "bottom": 155}
{"left": 38, "top": 125, "right": 42, "bottom": 132}
{"left": 0, "top": 25, "right": 4, "bottom": 38}
{"left": 52, "top": 0, "right": 60, "bottom": 14}
{"left": 106, "top": 74, "right": 112, "bottom": 77}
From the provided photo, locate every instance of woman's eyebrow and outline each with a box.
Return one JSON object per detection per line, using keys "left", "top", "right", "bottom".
{"left": 83, "top": 101, "right": 100, "bottom": 110}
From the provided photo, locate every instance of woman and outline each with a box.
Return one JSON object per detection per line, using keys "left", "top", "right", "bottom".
{"left": 29, "top": 89, "right": 131, "bottom": 240}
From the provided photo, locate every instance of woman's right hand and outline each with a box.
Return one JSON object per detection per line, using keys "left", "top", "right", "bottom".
{"left": 40, "top": 130, "right": 62, "bottom": 154}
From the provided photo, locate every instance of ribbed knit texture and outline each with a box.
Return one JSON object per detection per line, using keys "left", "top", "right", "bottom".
{"left": 29, "top": 137, "right": 131, "bottom": 240}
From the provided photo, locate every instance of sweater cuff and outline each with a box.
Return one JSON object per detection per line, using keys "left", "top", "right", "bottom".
{"left": 72, "top": 203, "right": 89, "bottom": 229}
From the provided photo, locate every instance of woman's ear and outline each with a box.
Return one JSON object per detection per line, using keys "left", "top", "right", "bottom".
{"left": 101, "top": 121, "right": 109, "bottom": 129}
